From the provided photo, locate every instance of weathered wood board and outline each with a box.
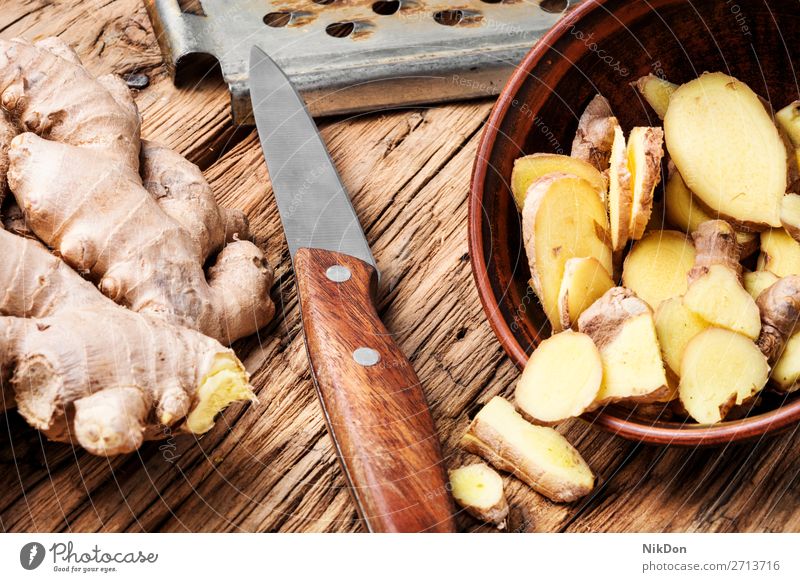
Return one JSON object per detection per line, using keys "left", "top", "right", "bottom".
{"left": 2, "top": 0, "right": 800, "bottom": 533}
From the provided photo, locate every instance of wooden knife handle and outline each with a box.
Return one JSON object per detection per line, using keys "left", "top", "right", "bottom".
{"left": 294, "top": 247, "right": 456, "bottom": 532}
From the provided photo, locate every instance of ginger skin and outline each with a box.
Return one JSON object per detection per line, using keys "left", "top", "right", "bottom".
{"left": 756, "top": 275, "right": 800, "bottom": 363}
{"left": 0, "top": 38, "right": 274, "bottom": 343}
{"left": 571, "top": 94, "right": 619, "bottom": 171}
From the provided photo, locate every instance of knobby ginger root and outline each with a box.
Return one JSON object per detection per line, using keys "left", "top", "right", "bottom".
{"left": 627, "top": 127, "right": 665, "bottom": 240}
{"left": 654, "top": 297, "right": 710, "bottom": 377}
{"left": 664, "top": 170, "right": 758, "bottom": 257}
{"left": 577, "top": 287, "right": 669, "bottom": 404}
{"left": 754, "top": 275, "right": 800, "bottom": 364}
{"left": 461, "top": 397, "right": 595, "bottom": 503}
{"left": 522, "top": 173, "right": 613, "bottom": 331}
{"left": 678, "top": 328, "right": 769, "bottom": 424}
{"left": 510, "top": 153, "right": 607, "bottom": 209}
{"left": 515, "top": 331, "right": 602, "bottom": 424}
{"left": 633, "top": 75, "right": 677, "bottom": 119}
{"left": 0, "top": 228, "right": 254, "bottom": 456}
{"left": 557, "top": 257, "right": 614, "bottom": 330}
{"left": 622, "top": 230, "right": 695, "bottom": 309}
{"left": 571, "top": 94, "right": 619, "bottom": 171}
{"left": 449, "top": 463, "right": 508, "bottom": 528}
{"left": 0, "top": 38, "right": 275, "bottom": 343}
{"left": 608, "top": 125, "right": 632, "bottom": 252}
{"left": 744, "top": 271, "right": 780, "bottom": 301}
{"left": 664, "top": 72, "right": 786, "bottom": 229}
{"left": 758, "top": 228, "right": 800, "bottom": 277}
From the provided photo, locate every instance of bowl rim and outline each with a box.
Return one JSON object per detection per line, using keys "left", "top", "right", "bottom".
{"left": 467, "top": 0, "right": 800, "bottom": 446}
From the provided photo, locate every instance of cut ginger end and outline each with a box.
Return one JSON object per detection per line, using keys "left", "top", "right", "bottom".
{"left": 461, "top": 396, "right": 594, "bottom": 503}
{"left": 515, "top": 331, "right": 602, "bottom": 424}
{"left": 654, "top": 296, "right": 709, "bottom": 377}
{"left": 557, "top": 257, "right": 614, "bottom": 330}
{"left": 679, "top": 328, "right": 769, "bottom": 424}
{"left": 449, "top": 463, "right": 508, "bottom": 528}
{"left": 627, "top": 126, "right": 664, "bottom": 240}
{"left": 510, "top": 153, "right": 607, "bottom": 209}
{"left": 184, "top": 354, "right": 255, "bottom": 434}
{"left": 758, "top": 228, "right": 800, "bottom": 278}
{"left": 522, "top": 174, "right": 613, "bottom": 332}
{"left": 682, "top": 265, "right": 761, "bottom": 340}
{"left": 622, "top": 230, "right": 695, "bottom": 310}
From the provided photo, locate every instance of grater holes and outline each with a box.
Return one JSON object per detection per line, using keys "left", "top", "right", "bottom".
{"left": 433, "top": 9, "right": 463, "bottom": 26}
{"left": 326, "top": 21, "right": 356, "bottom": 37}
{"left": 372, "top": 0, "right": 400, "bottom": 15}
{"left": 263, "top": 12, "right": 292, "bottom": 27}
{"left": 540, "top": 0, "right": 569, "bottom": 13}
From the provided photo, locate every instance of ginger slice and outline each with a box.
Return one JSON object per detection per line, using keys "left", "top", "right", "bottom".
{"left": 515, "top": 331, "right": 602, "bottom": 424}
{"left": 627, "top": 127, "right": 665, "bottom": 240}
{"left": 522, "top": 174, "right": 613, "bottom": 332}
{"left": 780, "top": 193, "right": 800, "bottom": 242}
{"left": 622, "top": 230, "right": 696, "bottom": 309}
{"left": 772, "top": 332, "right": 800, "bottom": 392}
{"left": 679, "top": 328, "right": 769, "bottom": 424}
{"left": 664, "top": 171, "right": 758, "bottom": 257}
{"left": 759, "top": 228, "right": 800, "bottom": 277}
{"left": 511, "top": 153, "right": 607, "bottom": 209}
{"left": 664, "top": 72, "right": 786, "bottom": 229}
{"left": 632, "top": 74, "right": 677, "bottom": 119}
{"left": 460, "top": 397, "right": 594, "bottom": 503}
{"left": 570, "top": 94, "right": 619, "bottom": 171}
{"left": 449, "top": 463, "right": 508, "bottom": 528}
{"left": 608, "top": 125, "right": 632, "bottom": 252}
{"left": 743, "top": 271, "right": 779, "bottom": 301}
{"left": 776, "top": 101, "right": 800, "bottom": 147}
{"left": 655, "top": 297, "right": 710, "bottom": 377}
{"left": 578, "top": 287, "right": 669, "bottom": 404}
{"left": 683, "top": 265, "right": 761, "bottom": 340}
{"left": 557, "top": 257, "right": 614, "bottom": 330}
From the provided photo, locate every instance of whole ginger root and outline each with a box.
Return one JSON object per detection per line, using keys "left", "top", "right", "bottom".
{"left": 0, "top": 227, "right": 256, "bottom": 456}
{"left": 0, "top": 37, "right": 275, "bottom": 343}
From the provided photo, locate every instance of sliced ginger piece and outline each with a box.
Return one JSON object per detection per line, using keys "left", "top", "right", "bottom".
{"left": 664, "top": 171, "right": 758, "bottom": 257}
{"left": 664, "top": 72, "right": 786, "bottom": 229}
{"left": 578, "top": 287, "right": 669, "bottom": 404}
{"left": 608, "top": 125, "right": 632, "bottom": 252}
{"left": 683, "top": 265, "right": 761, "bottom": 340}
{"left": 461, "top": 397, "right": 594, "bottom": 502}
{"left": 515, "top": 331, "right": 602, "bottom": 424}
{"left": 627, "top": 127, "right": 665, "bottom": 240}
{"left": 622, "top": 230, "right": 695, "bottom": 309}
{"left": 744, "top": 270, "right": 779, "bottom": 301}
{"left": 776, "top": 101, "right": 800, "bottom": 148}
{"left": 571, "top": 94, "right": 619, "bottom": 171}
{"left": 557, "top": 257, "right": 614, "bottom": 329}
{"left": 633, "top": 74, "right": 677, "bottom": 119}
{"left": 511, "top": 153, "right": 607, "bottom": 209}
{"left": 772, "top": 332, "right": 800, "bottom": 392}
{"left": 679, "top": 328, "right": 769, "bottom": 424}
{"left": 780, "top": 193, "right": 800, "bottom": 242}
{"left": 655, "top": 296, "right": 710, "bottom": 376}
{"left": 449, "top": 463, "right": 508, "bottom": 528}
{"left": 758, "top": 228, "right": 800, "bottom": 277}
{"left": 522, "top": 174, "right": 613, "bottom": 331}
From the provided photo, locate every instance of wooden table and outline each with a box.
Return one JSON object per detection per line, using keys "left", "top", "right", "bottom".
{"left": 2, "top": 0, "right": 800, "bottom": 534}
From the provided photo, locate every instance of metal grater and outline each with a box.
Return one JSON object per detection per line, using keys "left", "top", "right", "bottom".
{"left": 144, "top": 0, "right": 577, "bottom": 124}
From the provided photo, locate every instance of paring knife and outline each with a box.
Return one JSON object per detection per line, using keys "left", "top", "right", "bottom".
{"left": 249, "top": 46, "right": 456, "bottom": 533}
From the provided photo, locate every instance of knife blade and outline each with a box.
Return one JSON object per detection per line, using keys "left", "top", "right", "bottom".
{"left": 249, "top": 46, "right": 456, "bottom": 533}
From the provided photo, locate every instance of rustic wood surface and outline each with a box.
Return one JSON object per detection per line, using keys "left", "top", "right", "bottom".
{"left": 2, "top": 0, "right": 800, "bottom": 533}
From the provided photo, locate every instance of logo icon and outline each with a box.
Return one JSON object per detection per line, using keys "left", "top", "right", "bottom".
{"left": 20, "top": 542, "right": 46, "bottom": 570}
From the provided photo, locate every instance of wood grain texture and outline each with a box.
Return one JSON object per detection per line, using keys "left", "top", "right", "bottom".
{"left": 2, "top": 0, "right": 800, "bottom": 534}
{"left": 294, "top": 248, "right": 455, "bottom": 532}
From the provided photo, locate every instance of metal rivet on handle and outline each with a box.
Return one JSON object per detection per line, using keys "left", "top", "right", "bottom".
{"left": 326, "top": 265, "right": 351, "bottom": 282}
{"left": 353, "top": 347, "right": 380, "bottom": 367}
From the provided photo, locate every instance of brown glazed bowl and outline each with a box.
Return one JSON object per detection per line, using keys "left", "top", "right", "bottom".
{"left": 469, "top": 0, "right": 800, "bottom": 445}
